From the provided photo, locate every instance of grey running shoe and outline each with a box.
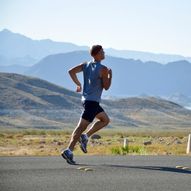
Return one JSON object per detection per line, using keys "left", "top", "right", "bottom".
{"left": 61, "top": 150, "right": 76, "bottom": 165}
{"left": 79, "top": 134, "right": 88, "bottom": 153}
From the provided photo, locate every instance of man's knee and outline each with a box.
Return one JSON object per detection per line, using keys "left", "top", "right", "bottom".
{"left": 106, "top": 116, "right": 110, "bottom": 125}
{"left": 101, "top": 116, "right": 110, "bottom": 126}
{"left": 96, "top": 112, "right": 110, "bottom": 126}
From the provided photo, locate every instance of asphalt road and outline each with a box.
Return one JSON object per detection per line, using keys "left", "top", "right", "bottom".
{"left": 0, "top": 156, "right": 191, "bottom": 191}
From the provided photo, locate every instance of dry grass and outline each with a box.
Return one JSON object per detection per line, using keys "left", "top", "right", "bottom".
{"left": 0, "top": 129, "right": 190, "bottom": 156}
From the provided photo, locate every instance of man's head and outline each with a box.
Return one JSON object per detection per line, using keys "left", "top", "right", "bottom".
{"left": 90, "top": 45, "right": 105, "bottom": 61}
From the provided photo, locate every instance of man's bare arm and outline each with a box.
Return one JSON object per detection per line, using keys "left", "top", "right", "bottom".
{"left": 100, "top": 67, "right": 112, "bottom": 90}
{"left": 68, "top": 63, "right": 84, "bottom": 92}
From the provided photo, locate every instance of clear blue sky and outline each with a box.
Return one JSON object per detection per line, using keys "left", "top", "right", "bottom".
{"left": 0, "top": 0, "right": 191, "bottom": 56}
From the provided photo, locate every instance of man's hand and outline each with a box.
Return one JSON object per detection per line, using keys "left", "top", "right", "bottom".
{"left": 101, "top": 67, "right": 112, "bottom": 90}
{"left": 102, "top": 67, "right": 112, "bottom": 79}
{"left": 108, "top": 68, "right": 112, "bottom": 79}
{"left": 76, "top": 85, "right": 82, "bottom": 92}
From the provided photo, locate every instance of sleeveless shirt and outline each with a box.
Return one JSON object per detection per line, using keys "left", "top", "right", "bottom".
{"left": 82, "top": 61, "right": 104, "bottom": 102}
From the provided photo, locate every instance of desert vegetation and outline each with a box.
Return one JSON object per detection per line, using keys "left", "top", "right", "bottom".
{"left": 0, "top": 129, "right": 190, "bottom": 156}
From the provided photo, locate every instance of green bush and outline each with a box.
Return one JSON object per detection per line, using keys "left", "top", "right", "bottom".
{"left": 121, "top": 146, "right": 129, "bottom": 154}
{"left": 111, "top": 146, "right": 122, "bottom": 155}
{"left": 111, "top": 145, "right": 146, "bottom": 155}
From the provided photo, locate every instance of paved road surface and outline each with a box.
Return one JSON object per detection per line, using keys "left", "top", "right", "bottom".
{"left": 0, "top": 156, "right": 191, "bottom": 191}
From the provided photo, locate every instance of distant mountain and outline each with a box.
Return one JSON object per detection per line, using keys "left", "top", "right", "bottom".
{"left": 166, "top": 93, "right": 191, "bottom": 108}
{"left": 25, "top": 51, "right": 91, "bottom": 90}
{"left": 0, "top": 54, "right": 37, "bottom": 66}
{"left": 106, "top": 48, "right": 191, "bottom": 64}
{"left": 0, "top": 29, "right": 88, "bottom": 66}
{"left": 1, "top": 29, "right": 191, "bottom": 67}
{"left": 0, "top": 64, "right": 29, "bottom": 74}
{"left": 25, "top": 51, "right": 191, "bottom": 98}
{"left": 1, "top": 72, "right": 191, "bottom": 129}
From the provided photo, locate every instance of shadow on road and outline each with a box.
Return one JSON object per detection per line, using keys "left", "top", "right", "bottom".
{"left": 78, "top": 163, "right": 191, "bottom": 174}
{"left": 105, "top": 165, "right": 191, "bottom": 174}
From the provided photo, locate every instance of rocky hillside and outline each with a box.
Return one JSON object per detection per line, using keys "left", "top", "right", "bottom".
{"left": 0, "top": 72, "right": 191, "bottom": 129}
{"left": 0, "top": 72, "right": 80, "bottom": 109}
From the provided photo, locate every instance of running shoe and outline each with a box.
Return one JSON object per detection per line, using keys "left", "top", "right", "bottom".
{"left": 61, "top": 149, "right": 76, "bottom": 165}
{"left": 79, "top": 134, "right": 88, "bottom": 153}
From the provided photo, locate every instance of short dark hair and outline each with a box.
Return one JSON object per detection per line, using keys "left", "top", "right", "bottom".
{"left": 90, "top": 45, "right": 103, "bottom": 56}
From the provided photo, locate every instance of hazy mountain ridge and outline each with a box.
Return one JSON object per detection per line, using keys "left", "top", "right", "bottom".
{"left": 0, "top": 64, "right": 30, "bottom": 74}
{"left": 166, "top": 93, "right": 191, "bottom": 108}
{"left": 106, "top": 48, "right": 191, "bottom": 64}
{"left": 0, "top": 29, "right": 88, "bottom": 66}
{"left": 1, "top": 29, "right": 191, "bottom": 107}
{"left": 0, "top": 72, "right": 191, "bottom": 129}
{"left": 24, "top": 51, "right": 191, "bottom": 98}
{"left": 1, "top": 29, "right": 191, "bottom": 67}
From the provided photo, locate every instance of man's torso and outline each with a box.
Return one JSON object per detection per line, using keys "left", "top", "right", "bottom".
{"left": 82, "top": 61, "right": 104, "bottom": 102}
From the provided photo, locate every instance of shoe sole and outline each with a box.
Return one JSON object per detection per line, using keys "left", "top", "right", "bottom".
{"left": 61, "top": 152, "right": 76, "bottom": 165}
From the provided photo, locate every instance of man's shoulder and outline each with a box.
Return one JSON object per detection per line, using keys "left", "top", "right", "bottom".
{"left": 83, "top": 61, "right": 91, "bottom": 66}
{"left": 82, "top": 61, "right": 88, "bottom": 65}
{"left": 81, "top": 61, "right": 88, "bottom": 68}
{"left": 100, "top": 64, "right": 107, "bottom": 70}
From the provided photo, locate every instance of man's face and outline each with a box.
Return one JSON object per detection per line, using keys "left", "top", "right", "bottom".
{"left": 97, "top": 49, "right": 105, "bottom": 60}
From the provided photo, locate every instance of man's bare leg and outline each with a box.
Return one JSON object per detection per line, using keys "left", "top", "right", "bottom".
{"left": 86, "top": 112, "right": 110, "bottom": 137}
{"left": 68, "top": 118, "right": 90, "bottom": 151}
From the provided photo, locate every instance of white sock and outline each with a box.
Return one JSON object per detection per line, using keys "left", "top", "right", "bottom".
{"left": 84, "top": 134, "right": 88, "bottom": 140}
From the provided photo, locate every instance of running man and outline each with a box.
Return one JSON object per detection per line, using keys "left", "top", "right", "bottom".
{"left": 61, "top": 45, "right": 112, "bottom": 164}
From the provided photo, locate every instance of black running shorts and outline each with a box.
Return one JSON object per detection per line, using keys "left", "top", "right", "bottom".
{"left": 81, "top": 100, "right": 104, "bottom": 122}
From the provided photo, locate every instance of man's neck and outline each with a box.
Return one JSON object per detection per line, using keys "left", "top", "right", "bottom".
{"left": 93, "top": 59, "right": 101, "bottom": 63}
